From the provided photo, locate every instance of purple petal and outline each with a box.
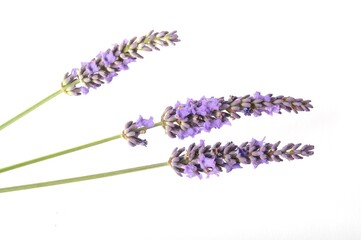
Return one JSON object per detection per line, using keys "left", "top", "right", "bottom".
{"left": 251, "top": 137, "right": 266, "bottom": 147}
{"left": 206, "top": 97, "right": 221, "bottom": 111}
{"left": 123, "top": 57, "right": 136, "bottom": 65}
{"left": 136, "top": 115, "right": 154, "bottom": 128}
{"left": 86, "top": 61, "right": 99, "bottom": 74}
{"left": 224, "top": 159, "right": 241, "bottom": 172}
{"left": 184, "top": 163, "right": 201, "bottom": 179}
{"left": 198, "top": 154, "right": 216, "bottom": 169}
{"left": 71, "top": 68, "right": 78, "bottom": 77}
{"left": 185, "top": 98, "right": 197, "bottom": 115}
{"left": 252, "top": 159, "right": 269, "bottom": 168}
{"left": 102, "top": 51, "right": 116, "bottom": 66}
{"left": 203, "top": 120, "right": 213, "bottom": 132}
{"left": 253, "top": 91, "right": 262, "bottom": 100}
{"left": 243, "top": 108, "right": 253, "bottom": 116}
{"left": 206, "top": 167, "right": 221, "bottom": 178}
{"left": 185, "top": 127, "right": 199, "bottom": 138}
{"left": 237, "top": 148, "right": 247, "bottom": 158}
{"left": 176, "top": 107, "right": 190, "bottom": 120}
{"left": 105, "top": 72, "right": 118, "bottom": 83}
{"left": 80, "top": 87, "right": 89, "bottom": 95}
{"left": 263, "top": 95, "right": 271, "bottom": 102}
{"left": 265, "top": 105, "right": 280, "bottom": 115}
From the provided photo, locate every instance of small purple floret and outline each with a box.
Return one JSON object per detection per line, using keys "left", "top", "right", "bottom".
{"left": 265, "top": 105, "right": 280, "bottom": 115}
{"left": 136, "top": 115, "right": 154, "bottom": 128}
{"left": 86, "top": 61, "right": 99, "bottom": 74}
{"left": 242, "top": 108, "right": 253, "bottom": 116}
{"left": 80, "top": 87, "right": 89, "bottom": 95}
{"left": 184, "top": 163, "right": 201, "bottom": 179}
{"left": 105, "top": 72, "right": 118, "bottom": 83}
{"left": 251, "top": 137, "right": 265, "bottom": 147}
{"left": 252, "top": 159, "right": 269, "bottom": 169}
{"left": 198, "top": 154, "right": 216, "bottom": 170}
{"left": 224, "top": 159, "right": 241, "bottom": 173}
{"left": 102, "top": 51, "right": 116, "bottom": 66}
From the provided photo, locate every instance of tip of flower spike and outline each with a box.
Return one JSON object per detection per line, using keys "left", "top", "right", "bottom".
{"left": 62, "top": 30, "right": 180, "bottom": 96}
{"left": 121, "top": 121, "right": 148, "bottom": 147}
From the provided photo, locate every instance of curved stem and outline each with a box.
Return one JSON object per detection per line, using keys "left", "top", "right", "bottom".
{"left": 0, "top": 89, "right": 63, "bottom": 132}
{"left": 0, "top": 162, "right": 168, "bottom": 194}
{"left": 0, "top": 135, "right": 121, "bottom": 174}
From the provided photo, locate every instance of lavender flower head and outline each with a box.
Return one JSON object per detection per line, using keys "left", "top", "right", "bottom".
{"left": 61, "top": 30, "right": 180, "bottom": 96}
{"left": 161, "top": 92, "right": 313, "bottom": 139}
{"left": 121, "top": 115, "right": 154, "bottom": 147}
{"left": 168, "top": 139, "right": 314, "bottom": 178}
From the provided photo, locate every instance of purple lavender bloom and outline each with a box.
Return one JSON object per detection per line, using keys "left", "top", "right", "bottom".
{"left": 102, "top": 51, "right": 116, "bottom": 66}
{"left": 122, "top": 116, "right": 155, "bottom": 147}
{"left": 177, "top": 127, "right": 201, "bottom": 139}
{"left": 85, "top": 61, "right": 99, "bottom": 74}
{"left": 61, "top": 30, "right": 180, "bottom": 96}
{"left": 121, "top": 121, "right": 148, "bottom": 147}
{"left": 224, "top": 159, "right": 241, "bottom": 173}
{"left": 198, "top": 154, "right": 216, "bottom": 170}
{"left": 136, "top": 115, "right": 154, "bottom": 128}
{"left": 80, "top": 87, "right": 89, "bottom": 95}
{"left": 251, "top": 137, "right": 265, "bottom": 147}
{"left": 105, "top": 72, "right": 118, "bottom": 83}
{"left": 198, "top": 154, "right": 220, "bottom": 178}
{"left": 175, "top": 104, "right": 190, "bottom": 120}
{"left": 203, "top": 120, "right": 213, "bottom": 132}
{"left": 265, "top": 105, "right": 280, "bottom": 115}
{"left": 184, "top": 163, "right": 202, "bottom": 179}
{"left": 168, "top": 139, "right": 314, "bottom": 178}
{"left": 242, "top": 108, "right": 253, "bottom": 116}
{"left": 161, "top": 93, "right": 313, "bottom": 139}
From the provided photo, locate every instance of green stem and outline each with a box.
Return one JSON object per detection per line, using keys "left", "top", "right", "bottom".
{"left": 0, "top": 122, "right": 163, "bottom": 174}
{"left": 0, "top": 89, "right": 63, "bottom": 132}
{"left": 0, "top": 135, "right": 121, "bottom": 174}
{"left": 0, "top": 162, "right": 168, "bottom": 194}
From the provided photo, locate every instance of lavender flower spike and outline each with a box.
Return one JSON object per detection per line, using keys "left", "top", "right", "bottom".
{"left": 122, "top": 116, "right": 154, "bottom": 147}
{"left": 161, "top": 92, "right": 313, "bottom": 139}
{"left": 121, "top": 121, "right": 148, "bottom": 147}
{"left": 61, "top": 30, "right": 180, "bottom": 96}
{"left": 169, "top": 139, "right": 314, "bottom": 178}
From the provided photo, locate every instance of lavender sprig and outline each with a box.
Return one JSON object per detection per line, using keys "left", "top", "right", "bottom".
{"left": 0, "top": 139, "right": 314, "bottom": 193}
{"left": 161, "top": 92, "right": 313, "bottom": 139}
{"left": 169, "top": 139, "right": 314, "bottom": 179}
{"left": 121, "top": 92, "right": 313, "bottom": 147}
{"left": 0, "top": 30, "right": 179, "bottom": 132}
{"left": 61, "top": 30, "right": 180, "bottom": 96}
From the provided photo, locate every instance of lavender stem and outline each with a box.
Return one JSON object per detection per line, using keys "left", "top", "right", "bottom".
{"left": 0, "top": 122, "right": 163, "bottom": 174}
{"left": 0, "top": 162, "right": 168, "bottom": 194}
{"left": 0, "top": 89, "right": 62, "bottom": 132}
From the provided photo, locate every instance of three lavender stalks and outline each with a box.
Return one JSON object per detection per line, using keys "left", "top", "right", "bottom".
{"left": 0, "top": 30, "right": 314, "bottom": 193}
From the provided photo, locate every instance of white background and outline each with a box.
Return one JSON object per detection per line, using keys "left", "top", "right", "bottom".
{"left": 0, "top": 0, "right": 360, "bottom": 239}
